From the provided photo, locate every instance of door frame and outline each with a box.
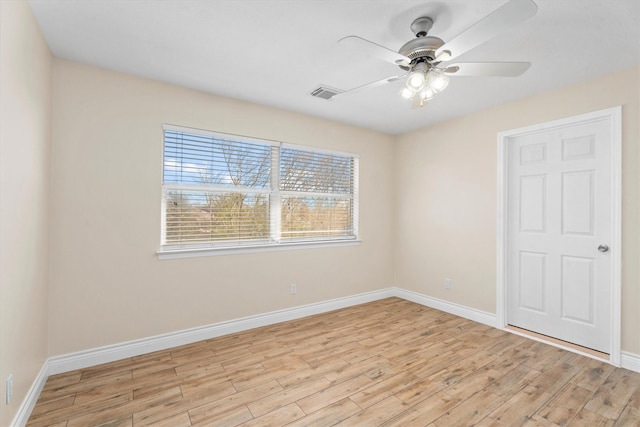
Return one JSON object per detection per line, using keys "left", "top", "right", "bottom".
{"left": 496, "top": 106, "right": 622, "bottom": 365}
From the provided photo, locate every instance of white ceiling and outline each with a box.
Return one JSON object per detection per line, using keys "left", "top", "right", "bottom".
{"left": 29, "top": 0, "right": 640, "bottom": 135}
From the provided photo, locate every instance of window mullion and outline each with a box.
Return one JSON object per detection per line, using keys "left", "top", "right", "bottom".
{"left": 352, "top": 157, "right": 359, "bottom": 239}
{"left": 270, "top": 145, "right": 281, "bottom": 243}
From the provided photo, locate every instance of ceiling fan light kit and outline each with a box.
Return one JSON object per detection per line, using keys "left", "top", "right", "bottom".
{"left": 401, "top": 65, "right": 449, "bottom": 103}
{"left": 330, "top": 0, "right": 538, "bottom": 108}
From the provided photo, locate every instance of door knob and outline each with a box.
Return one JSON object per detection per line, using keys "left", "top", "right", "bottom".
{"left": 598, "top": 244, "right": 609, "bottom": 253}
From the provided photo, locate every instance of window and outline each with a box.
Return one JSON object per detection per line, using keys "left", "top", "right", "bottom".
{"left": 161, "top": 125, "right": 358, "bottom": 255}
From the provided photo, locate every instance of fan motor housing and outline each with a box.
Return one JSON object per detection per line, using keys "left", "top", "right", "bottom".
{"left": 398, "top": 35, "right": 445, "bottom": 67}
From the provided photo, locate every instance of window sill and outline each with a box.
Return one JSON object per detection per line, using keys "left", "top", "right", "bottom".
{"left": 157, "top": 239, "right": 362, "bottom": 260}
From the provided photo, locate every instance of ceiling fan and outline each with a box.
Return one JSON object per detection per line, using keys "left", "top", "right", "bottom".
{"left": 330, "top": 0, "right": 538, "bottom": 108}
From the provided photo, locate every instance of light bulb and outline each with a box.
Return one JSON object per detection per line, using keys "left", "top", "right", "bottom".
{"left": 401, "top": 88, "right": 413, "bottom": 99}
{"left": 406, "top": 70, "right": 426, "bottom": 91}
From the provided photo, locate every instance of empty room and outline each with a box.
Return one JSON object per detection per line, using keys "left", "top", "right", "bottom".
{"left": 1, "top": 0, "right": 639, "bottom": 425}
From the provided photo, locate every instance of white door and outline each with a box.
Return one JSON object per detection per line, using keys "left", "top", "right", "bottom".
{"left": 506, "top": 116, "right": 614, "bottom": 353}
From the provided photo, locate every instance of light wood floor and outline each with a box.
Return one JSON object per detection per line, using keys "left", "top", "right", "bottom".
{"left": 27, "top": 298, "right": 640, "bottom": 426}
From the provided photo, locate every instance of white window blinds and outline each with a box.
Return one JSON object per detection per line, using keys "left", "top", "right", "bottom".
{"left": 162, "top": 129, "right": 275, "bottom": 246}
{"left": 161, "top": 125, "right": 358, "bottom": 251}
{"left": 280, "top": 146, "right": 357, "bottom": 241}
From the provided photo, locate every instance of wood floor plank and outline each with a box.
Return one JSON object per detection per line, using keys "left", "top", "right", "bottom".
{"left": 284, "top": 398, "right": 361, "bottom": 427}
{"left": 570, "top": 358, "right": 615, "bottom": 392}
{"left": 584, "top": 367, "right": 640, "bottom": 420}
{"left": 296, "top": 375, "right": 374, "bottom": 414}
{"left": 40, "top": 372, "right": 82, "bottom": 392}
{"left": 138, "top": 411, "right": 191, "bottom": 427}
{"left": 240, "top": 403, "right": 305, "bottom": 427}
{"left": 246, "top": 375, "right": 329, "bottom": 418}
{"left": 68, "top": 413, "right": 132, "bottom": 427}
{"left": 567, "top": 408, "right": 615, "bottom": 426}
{"left": 615, "top": 405, "right": 640, "bottom": 426}
{"left": 174, "top": 359, "right": 225, "bottom": 381}
{"left": 483, "top": 363, "right": 540, "bottom": 398}
{"left": 187, "top": 380, "right": 283, "bottom": 425}
{"left": 431, "top": 389, "right": 506, "bottom": 426}
{"left": 321, "top": 354, "right": 388, "bottom": 385}
{"left": 26, "top": 298, "right": 640, "bottom": 426}
{"left": 232, "top": 357, "right": 312, "bottom": 392}
{"left": 37, "top": 422, "right": 68, "bottom": 427}
{"left": 348, "top": 371, "right": 419, "bottom": 409}
{"left": 337, "top": 395, "right": 408, "bottom": 425}
{"left": 528, "top": 361, "right": 582, "bottom": 395}
{"left": 133, "top": 396, "right": 208, "bottom": 426}
{"left": 180, "top": 377, "right": 237, "bottom": 400}
{"left": 132, "top": 375, "right": 184, "bottom": 400}
{"left": 535, "top": 383, "right": 593, "bottom": 426}
{"left": 27, "top": 391, "right": 132, "bottom": 427}
{"left": 443, "top": 366, "right": 500, "bottom": 401}
{"left": 394, "top": 369, "right": 451, "bottom": 406}
{"left": 190, "top": 404, "right": 253, "bottom": 427}
{"left": 29, "top": 394, "right": 76, "bottom": 417}
{"left": 486, "top": 385, "right": 552, "bottom": 426}
{"left": 382, "top": 393, "right": 461, "bottom": 426}
{"left": 69, "top": 386, "right": 183, "bottom": 427}
{"left": 276, "top": 363, "right": 341, "bottom": 388}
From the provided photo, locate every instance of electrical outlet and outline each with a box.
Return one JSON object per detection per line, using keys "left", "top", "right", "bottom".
{"left": 290, "top": 283, "right": 297, "bottom": 295}
{"left": 445, "top": 278, "right": 451, "bottom": 289}
{"left": 6, "top": 374, "right": 13, "bottom": 404}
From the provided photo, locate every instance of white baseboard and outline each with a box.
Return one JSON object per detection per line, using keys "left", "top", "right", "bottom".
{"left": 50, "top": 287, "right": 637, "bottom": 376}
{"left": 48, "top": 288, "right": 395, "bottom": 375}
{"left": 621, "top": 351, "right": 640, "bottom": 372}
{"left": 390, "top": 287, "right": 498, "bottom": 328}
{"left": 11, "top": 361, "right": 49, "bottom": 427}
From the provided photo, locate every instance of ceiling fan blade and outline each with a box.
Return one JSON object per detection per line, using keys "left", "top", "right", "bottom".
{"left": 339, "top": 35, "right": 411, "bottom": 67}
{"left": 332, "top": 73, "right": 408, "bottom": 99}
{"left": 444, "top": 62, "right": 531, "bottom": 77}
{"left": 435, "top": 0, "right": 538, "bottom": 62}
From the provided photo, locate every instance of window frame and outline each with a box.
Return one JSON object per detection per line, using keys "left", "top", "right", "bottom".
{"left": 158, "top": 124, "right": 360, "bottom": 259}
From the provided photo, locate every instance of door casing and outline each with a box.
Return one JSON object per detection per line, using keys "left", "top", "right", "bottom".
{"left": 496, "top": 106, "right": 622, "bottom": 366}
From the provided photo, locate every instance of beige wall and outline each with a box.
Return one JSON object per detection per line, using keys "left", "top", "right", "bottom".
{"left": 394, "top": 66, "right": 640, "bottom": 354}
{"left": 0, "top": 0, "right": 52, "bottom": 424}
{"left": 49, "top": 59, "right": 395, "bottom": 355}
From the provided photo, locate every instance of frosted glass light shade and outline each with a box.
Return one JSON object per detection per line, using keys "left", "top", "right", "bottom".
{"left": 427, "top": 70, "right": 450, "bottom": 92}
{"left": 406, "top": 70, "right": 426, "bottom": 91}
{"left": 421, "top": 87, "right": 436, "bottom": 100}
{"left": 401, "top": 88, "right": 414, "bottom": 99}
